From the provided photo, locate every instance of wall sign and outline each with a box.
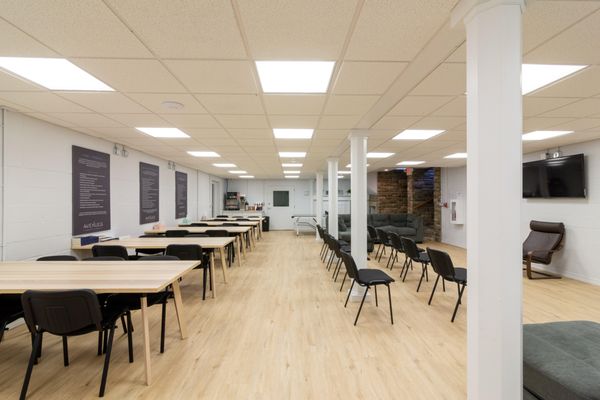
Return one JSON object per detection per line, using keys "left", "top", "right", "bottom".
{"left": 72, "top": 146, "right": 111, "bottom": 235}
{"left": 139, "top": 162, "right": 160, "bottom": 224}
{"left": 175, "top": 171, "right": 187, "bottom": 219}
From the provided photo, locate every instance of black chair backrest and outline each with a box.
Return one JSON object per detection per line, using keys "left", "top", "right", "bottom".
{"left": 165, "top": 244, "right": 203, "bottom": 260}
{"left": 92, "top": 245, "right": 129, "bottom": 259}
{"left": 340, "top": 251, "right": 359, "bottom": 281}
{"left": 166, "top": 230, "right": 189, "bottom": 237}
{"left": 138, "top": 255, "right": 180, "bottom": 261}
{"left": 216, "top": 215, "right": 229, "bottom": 218}
{"left": 316, "top": 224, "right": 324, "bottom": 239}
{"left": 223, "top": 222, "right": 239, "bottom": 226}
{"left": 400, "top": 237, "right": 420, "bottom": 261}
{"left": 83, "top": 256, "right": 125, "bottom": 261}
{"left": 186, "top": 233, "right": 209, "bottom": 237}
{"left": 36, "top": 255, "right": 78, "bottom": 261}
{"left": 376, "top": 228, "right": 389, "bottom": 244}
{"left": 206, "top": 230, "right": 229, "bottom": 237}
{"left": 236, "top": 218, "right": 250, "bottom": 221}
{"left": 139, "top": 234, "right": 160, "bottom": 238}
{"left": 331, "top": 238, "right": 342, "bottom": 256}
{"left": 191, "top": 223, "right": 209, "bottom": 227}
{"left": 21, "top": 290, "right": 102, "bottom": 335}
{"left": 426, "top": 248, "right": 457, "bottom": 280}
{"left": 367, "top": 225, "right": 378, "bottom": 241}
{"left": 523, "top": 220, "right": 565, "bottom": 264}
{"left": 214, "top": 218, "right": 228, "bottom": 221}
{"left": 388, "top": 232, "right": 404, "bottom": 252}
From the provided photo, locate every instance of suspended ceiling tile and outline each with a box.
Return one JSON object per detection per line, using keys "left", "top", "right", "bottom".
{"left": 104, "top": 113, "right": 169, "bottom": 127}
{"left": 388, "top": 95, "right": 453, "bottom": 116}
{"left": 160, "top": 114, "right": 221, "bottom": 128}
{"left": 542, "top": 118, "right": 600, "bottom": 132}
{"left": 346, "top": 0, "right": 456, "bottom": 61}
{"left": 195, "top": 94, "right": 264, "bottom": 115}
{"left": 531, "top": 66, "right": 600, "bottom": 98}
{"left": 445, "top": 43, "right": 465, "bottom": 62}
{"left": 227, "top": 129, "right": 272, "bottom": 139}
{"left": 431, "top": 96, "right": 465, "bottom": 117}
{"left": 411, "top": 63, "right": 466, "bottom": 96}
{"left": 164, "top": 60, "right": 258, "bottom": 93}
{"left": 318, "top": 115, "right": 361, "bottom": 129}
{"left": 128, "top": 93, "right": 207, "bottom": 114}
{"left": 523, "top": 97, "right": 579, "bottom": 117}
{"left": 0, "top": 18, "right": 57, "bottom": 57}
{"left": 1, "top": 0, "right": 151, "bottom": 57}
{"left": 541, "top": 98, "right": 600, "bottom": 118}
{"left": 0, "top": 92, "right": 89, "bottom": 113}
{"left": 215, "top": 114, "right": 269, "bottom": 129}
{"left": 269, "top": 115, "right": 319, "bottom": 128}
{"left": 58, "top": 92, "right": 148, "bottom": 114}
{"left": 410, "top": 116, "right": 465, "bottom": 131}
{"left": 185, "top": 128, "right": 230, "bottom": 139}
{"left": 323, "top": 95, "right": 379, "bottom": 115}
{"left": 43, "top": 113, "right": 124, "bottom": 128}
{"left": 372, "top": 115, "right": 420, "bottom": 130}
{"left": 333, "top": 62, "right": 407, "bottom": 95}
{"left": 0, "top": 71, "right": 47, "bottom": 91}
{"left": 105, "top": 0, "right": 246, "bottom": 58}
{"left": 238, "top": 0, "right": 358, "bottom": 59}
{"left": 523, "top": 117, "right": 575, "bottom": 131}
{"left": 262, "top": 95, "right": 325, "bottom": 115}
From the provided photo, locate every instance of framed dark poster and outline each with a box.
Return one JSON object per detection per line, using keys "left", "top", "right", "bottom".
{"left": 72, "top": 146, "right": 111, "bottom": 235}
{"left": 175, "top": 171, "right": 188, "bottom": 219}
{"left": 139, "top": 162, "right": 160, "bottom": 224}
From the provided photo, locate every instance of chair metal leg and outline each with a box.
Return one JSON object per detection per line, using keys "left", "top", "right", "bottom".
{"left": 62, "top": 336, "right": 69, "bottom": 367}
{"left": 20, "top": 331, "right": 42, "bottom": 400}
{"left": 374, "top": 285, "right": 378, "bottom": 307}
{"left": 416, "top": 263, "right": 428, "bottom": 292}
{"left": 442, "top": 278, "right": 446, "bottom": 292}
{"left": 425, "top": 264, "right": 429, "bottom": 281}
{"left": 344, "top": 280, "right": 355, "bottom": 307}
{"left": 428, "top": 275, "right": 441, "bottom": 305}
{"left": 333, "top": 260, "right": 343, "bottom": 282}
{"left": 402, "top": 259, "right": 412, "bottom": 282}
{"left": 332, "top": 259, "right": 341, "bottom": 279}
{"left": 0, "top": 321, "right": 6, "bottom": 343}
{"left": 387, "top": 285, "right": 394, "bottom": 324}
{"left": 202, "top": 267, "right": 207, "bottom": 301}
{"left": 339, "top": 271, "right": 348, "bottom": 291}
{"left": 102, "top": 327, "right": 108, "bottom": 354}
{"left": 120, "top": 315, "right": 127, "bottom": 334}
{"left": 126, "top": 312, "right": 134, "bottom": 363}
{"left": 160, "top": 300, "right": 167, "bottom": 354}
{"left": 97, "top": 331, "right": 103, "bottom": 356}
{"left": 354, "top": 286, "right": 369, "bottom": 326}
{"left": 99, "top": 325, "right": 115, "bottom": 397}
{"left": 451, "top": 284, "right": 467, "bottom": 323}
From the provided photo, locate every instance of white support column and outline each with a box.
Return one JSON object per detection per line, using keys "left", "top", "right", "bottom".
{"left": 349, "top": 131, "right": 368, "bottom": 270}
{"left": 454, "top": 1, "right": 524, "bottom": 399}
{"left": 316, "top": 172, "right": 324, "bottom": 240}
{"left": 327, "top": 158, "right": 338, "bottom": 238}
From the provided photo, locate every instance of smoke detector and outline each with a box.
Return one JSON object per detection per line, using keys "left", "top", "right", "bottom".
{"left": 161, "top": 101, "right": 184, "bottom": 110}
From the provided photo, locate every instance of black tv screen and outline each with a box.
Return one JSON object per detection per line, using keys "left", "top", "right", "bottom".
{"left": 523, "top": 154, "right": 586, "bottom": 198}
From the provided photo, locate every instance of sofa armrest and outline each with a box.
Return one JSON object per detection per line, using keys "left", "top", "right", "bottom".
{"left": 410, "top": 216, "right": 424, "bottom": 243}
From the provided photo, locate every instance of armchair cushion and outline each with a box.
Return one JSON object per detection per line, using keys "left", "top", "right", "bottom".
{"left": 523, "top": 220, "right": 565, "bottom": 265}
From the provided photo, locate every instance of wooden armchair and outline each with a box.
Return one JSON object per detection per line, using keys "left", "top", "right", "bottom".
{"left": 522, "top": 220, "right": 565, "bottom": 280}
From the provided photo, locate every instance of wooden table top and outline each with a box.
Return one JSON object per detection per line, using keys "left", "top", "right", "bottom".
{"left": 211, "top": 217, "right": 264, "bottom": 221}
{"left": 145, "top": 226, "right": 251, "bottom": 235}
{"left": 72, "top": 237, "right": 236, "bottom": 250}
{"left": 182, "top": 221, "right": 260, "bottom": 227}
{"left": 0, "top": 260, "right": 200, "bottom": 294}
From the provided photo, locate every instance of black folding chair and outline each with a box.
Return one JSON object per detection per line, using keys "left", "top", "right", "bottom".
{"left": 339, "top": 251, "right": 395, "bottom": 326}
{"left": 165, "top": 245, "right": 211, "bottom": 300}
{"left": 92, "top": 245, "right": 132, "bottom": 260}
{"left": 36, "top": 255, "right": 78, "bottom": 261}
{"left": 165, "top": 230, "right": 189, "bottom": 237}
{"left": 0, "top": 295, "right": 23, "bottom": 343}
{"left": 400, "top": 237, "right": 430, "bottom": 292}
{"left": 426, "top": 248, "right": 467, "bottom": 322}
{"left": 375, "top": 229, "right": 392, "bottom": 262}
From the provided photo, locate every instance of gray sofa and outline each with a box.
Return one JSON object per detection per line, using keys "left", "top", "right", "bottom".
{"left": 332, "top": 213, "right": 424, "bottom": 243}
{"left": 523, "top": 321, "right": 600, "bottom": 399}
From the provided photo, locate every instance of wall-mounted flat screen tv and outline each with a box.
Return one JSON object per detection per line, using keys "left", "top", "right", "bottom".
{"left": 523, "top": 154, "right": 586, "bottom": 198}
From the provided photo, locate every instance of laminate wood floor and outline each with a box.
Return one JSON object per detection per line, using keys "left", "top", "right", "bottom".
{"left": 0, "top": 231, "right": 598, "bottom": 399}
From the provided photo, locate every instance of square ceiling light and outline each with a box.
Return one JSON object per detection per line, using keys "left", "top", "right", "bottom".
{"left": 285, "top": 175, "right": 299, "bottom": 179}
{"left": 393, "top": 129, "right": 445, "bottom": 140}
{"left": 522, "top": 64, "right": 587, "bottom": 95}
{"left": 273, "top": 128, "right": 314, "bottom": 139}
{"left": 283, "top": 170, "right": 301, "bottom": 174}
{"left": 346, "top": 164, "right": 370, "bottom": 168}
{"left": 397, "top": 161, "right": 425, "bottom": 166}
{"left": 445, "top": 153, "right": 467, "bottom": 159}
{"left": 367, "top": 152, "right": 394, "bottom": 159}
{"left": 188, "top": 151, "right": 220, "bottom": 157}
{"left": 282, "top": 163, "right": 302, "bottom": 167}
{"left": 136, "top": 127, "right": 189, "bottom": 138}
{"left": 522, "top": 131, "right": 573, "bottom": 141}
{"left": 240, "top": 175, "right": 254, "bottom": 179}
{"left": 279, "top": 152, "right": 306, "bottom": 158}
{"left": 229, "top": 170, "right": 247, "bottom": 174}
{"left": 213, "top": 163, "right": 236, "bottom": 168}
{"left": 256, "top": 61, "right": 335, "bottom": 93}
{"left": 338, "top": 171, "right": 351, "bottom": 174}
{"left": 0, "top": 57, "right": 114, "bottom": 91}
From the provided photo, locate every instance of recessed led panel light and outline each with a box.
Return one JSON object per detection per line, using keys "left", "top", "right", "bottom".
{"left": 187, "top": 151, "right": 220, "bottom": 157}
{"left": 229, "top": 170, "right": 247, "bottom": 174}
{"left": 279, "top": 152, "right": 306, "bottom": 158}
{"left": 522, "top": 64, "right": 587, "bottom": 95}
{"left": 256, "top": 61, "right": 335, "bottom": 93}
{"left": 346, "top": 164, "right": 370, "bottom": 168}
{"left": 136, "top": 127, "right": 190, "bottom": 138}
{"left": 397, "top": 161, "right": 425, "bottom": 166}
{"left": 445, "top": 153, "right": 468, "bottom": 159}
{"left": 273, "top": 128, "right": 314, "bottom": 139}
{"left": 522, "top": 131, "right": 573, "bottom": 141}
{"left": 393, "top": 129, "right": 445, "bottom": 140}
{"left": 213, "top": 163, "right": 236, "bottom": 168}
{"left": 337, "top": 175, "right": 344, "bottom": 179}
{"left": 240, "top": 175, "right": 254, "bottom": 179}
{"left": 338, "top": 171, "right": 351, "bottom": 174}
{"left": 283, "top": 170, "right": 301, "bottom": 174}
{"left": 0, "top": 57, "right": 114, "bottom": 91}
{"left": 285, "top": 175, "right": 299, "bottom": 179}
{"left": 282, "top": 163, "right": 303, "bottom": 167}
{"left": 367, "top": 152, "right": 394, "bottom": 159}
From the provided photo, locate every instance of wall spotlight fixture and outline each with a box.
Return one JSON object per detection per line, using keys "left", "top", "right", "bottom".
{"left": 120, "top": 145, "right": 129, "bottom": 158}
{"left": 167, "top": 161, "right": 176, "bottom": 170}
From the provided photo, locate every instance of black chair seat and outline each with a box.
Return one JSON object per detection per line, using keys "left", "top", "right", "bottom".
{"left": 357, "top": 269, "right": 395, "bottom": 285}
{"left": 449, "top": 267, "right": 467, "bottom": 283}
{"left": 341, "top": 245, "right": 351, "bottom": 252}
{"left": 104, "top": 291, "right": 169, "bottom": 312}
{"left": 417, "top": 252, "right": 430, "bottom": 263}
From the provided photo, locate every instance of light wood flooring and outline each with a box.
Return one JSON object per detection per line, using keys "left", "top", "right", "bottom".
{"left": 1, "top": 231, "right": 599, "bottom": 399}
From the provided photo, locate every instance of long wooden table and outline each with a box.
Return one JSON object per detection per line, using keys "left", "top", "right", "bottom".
{"left": 189, "top": 219, "right": 263, "bottom": 239}
{"left": 72, "top": 237, "right": 236, "bottom": 298}
{"left": 0, "top": 260, "right": 200, "bottom": 386}
{"left": 144, "top": 226, "right": 254, "bottom": 255}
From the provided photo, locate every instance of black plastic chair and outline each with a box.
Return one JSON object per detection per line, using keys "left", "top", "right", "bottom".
{"left": 191, "top": 222, "right": 209, "bottom": 227}
{"left": 0, "top": 295, "right": 24, "bottom": 343}
{"left": 36, "top": 255, "right": 78, "bottom": 261}
{"left": 223, "top": 222, "right": 239, "bottom": 226}
{"left": 316, "top": 225, "right": 328, "bottom": 259}
{"left": 426, "top": 248, "right": 467, "bottom": 322}
{"left": 330, "top": 238, "right": 351, "bottom": 283}
{"left": 400, "top": 237, "right": 430, "bottom": 292}
{"left": 367, "top": 226, "right": 382, "bottom": 255}
{"left": 216, "top": 215, "right": 229, "bottom": 218}
{"left": 83, "top": 256, "right": 125, "bottom": 261}
{"left": 186, "top": 233, "right": 210, "bottom": 237}
{"left": 20, "top": 290, "right": 131, "bottom": 398}
{"left": 92, "top": 245, "right": 132, "bottom": 260}
{"left": 375, "top": 229, "right": 392, "bottom": 262}
{"left": 165, "top": 230, "right": 189, "bottom": 237}
{"left": 339, "top": 251, "right": 395, "bottom": 326}
{"left": 136, "top": 235, "right": 164, "bottom": 257}
{"left": 165, "top": 245, "right": 211, "bottom": 300}
{"left": 386, "top": 232, "right": 405, "bottom": 270}
{"left": 205, "top": 230, "right": 234, "bottom": 266}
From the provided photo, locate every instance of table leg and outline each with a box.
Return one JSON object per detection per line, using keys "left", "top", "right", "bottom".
{"left": 140, "top": 295, "right": 152, "bottom": 385}
{"left": 210, "top": 252, "right": 216, "bottom": 299}
{"left": 171, "top": 281, "right": 187, "bottom": 339}
{"left": 219, "top": 247, "right": 228, "bottom": 283}
{"left": 240, "top": 233, "right": 247, "bottom": 258}
{"left": 250, "top": 229, "right": 256, "bottom": 249}
{"left": 236, "top": 236, "right": 242, "bottom": 267}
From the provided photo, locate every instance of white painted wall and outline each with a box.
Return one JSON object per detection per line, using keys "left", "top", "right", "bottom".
{"left": 0, "top": 110, "right": 218, "bottom": 260}
{"left": 441, "top": 166, "right": 467, "bottom": 248}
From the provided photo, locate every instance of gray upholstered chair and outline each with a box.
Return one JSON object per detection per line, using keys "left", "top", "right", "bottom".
{"left": 522, "top": 220, "right": 565, "bottom": 280}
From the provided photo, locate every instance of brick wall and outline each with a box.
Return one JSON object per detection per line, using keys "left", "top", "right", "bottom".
{"left": 376, "top": 171, "right": 407, "bottom": 213}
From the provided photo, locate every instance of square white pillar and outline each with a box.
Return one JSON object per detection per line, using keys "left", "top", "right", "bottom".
{"left": 316, "top": 172, "right": 324, "bottom": 240}
{"left": 327, "top": 158, "right": 339, "bottom": 238}
{"left": 349, "top": 132, "right": 368, "bottom": 270}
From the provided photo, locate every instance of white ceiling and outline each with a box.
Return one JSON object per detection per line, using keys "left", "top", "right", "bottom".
{"left": 0, "top": 0, "right": 599, "bottom": 178}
